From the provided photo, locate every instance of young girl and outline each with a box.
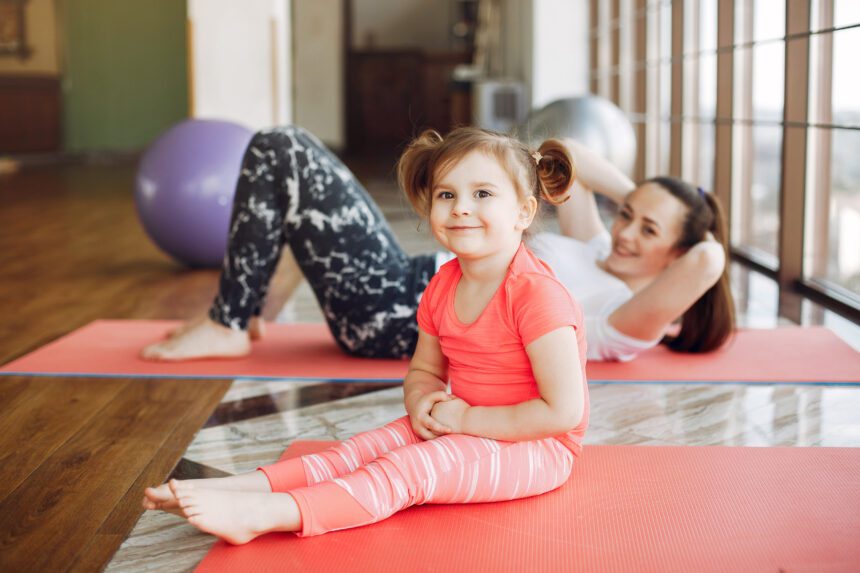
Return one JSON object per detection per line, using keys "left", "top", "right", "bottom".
{"left": 142, "top": 127, "right": 587, "bottom": 544}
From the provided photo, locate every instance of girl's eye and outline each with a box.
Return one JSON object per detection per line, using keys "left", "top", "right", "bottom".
{"left": 619, "top": 210, "right": 632, "bottom": 220}
{"left": 476, "top": 190, "right": 492, "bottom": 198}
{"left": 437, "top": 191, "right": 454, "bottom": 200}
{"left": 643, "top": 227, "right": 656, "bottom": 236}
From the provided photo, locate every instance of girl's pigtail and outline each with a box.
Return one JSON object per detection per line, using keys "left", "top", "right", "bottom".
{"left": 397, "top": 129, "right": 444, "bottom": 217}
{"left": 535, "top": 139, "right": 576, "bottom": 205}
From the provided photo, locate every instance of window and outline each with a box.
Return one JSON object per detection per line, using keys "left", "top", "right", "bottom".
{"left": 730, "top": 0, "right": 785, "bottom": 266}
{"left": 804, "top": 1, "right": 860, "bottom": 301}
{"left": 589, "top": 0, "right": 860, "bottom": 315}
{"left": 642, "top": 0, "right": 672, "bottom": 177}
{"left": 681, "top": 0, "right": 717, "bottom": 190}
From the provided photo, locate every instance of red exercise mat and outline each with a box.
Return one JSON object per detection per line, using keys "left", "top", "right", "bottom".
{"left": 587, "top": 325, "right": 860, "bottom": 383}
{"left": 195, "top": 441, "right": 860, "bottom": 573}
{"left": 1, "top": 319, "right": 858, "bottom": 383}
{"left": 0, "top": 320, "right": 408, "bottom": 381}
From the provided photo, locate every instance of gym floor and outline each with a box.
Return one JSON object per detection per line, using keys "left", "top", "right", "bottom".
{"left": 1, "top": 156, "right": 859, "bottom": 572}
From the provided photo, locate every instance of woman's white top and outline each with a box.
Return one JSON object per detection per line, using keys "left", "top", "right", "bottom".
{"left": 434, "top": 231, "right": 660, "bottom": 361}
{"left": 528, "top": 231, "right": 661, "bottom": 361}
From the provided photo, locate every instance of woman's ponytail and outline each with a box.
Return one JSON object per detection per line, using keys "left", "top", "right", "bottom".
{"left": 659, "top": 183, "right": 736, "bottom": 352}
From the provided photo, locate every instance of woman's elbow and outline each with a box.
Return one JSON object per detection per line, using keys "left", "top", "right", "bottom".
{"left": 691, "top": 242, "right": 725, "bottom": 285}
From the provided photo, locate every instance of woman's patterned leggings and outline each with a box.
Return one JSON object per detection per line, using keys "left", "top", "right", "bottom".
{"left": 208, "top": 125, "right": 437, "bottom": 358}
{"left": 259, "top": 415, "right": 575, "bottom": 537}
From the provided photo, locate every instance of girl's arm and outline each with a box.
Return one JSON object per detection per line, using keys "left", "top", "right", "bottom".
{"left": 607, "top": 237, "right": 726, "bottom": 341}
{"left": 404, "top": 329, "right": 453, "bottom": 440}
{"left": 555, "top": 139, "right": 637, "bottom": 242}
{"left": 458, "top": 326, "right": 585, "bottom": 441}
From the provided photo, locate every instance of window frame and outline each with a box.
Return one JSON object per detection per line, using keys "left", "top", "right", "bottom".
{"left": 587, "top": 0, "right": 860, "bottom": 323}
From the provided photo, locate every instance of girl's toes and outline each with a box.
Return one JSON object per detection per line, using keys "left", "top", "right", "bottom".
{"left": 182, "top": 503, "right": 204, "bottom": 519}
{"left": 168, "top": 479, "right": 185, "bottom": 498}
{"left": 170, "top": 479, "right": 193, "bottom": 494}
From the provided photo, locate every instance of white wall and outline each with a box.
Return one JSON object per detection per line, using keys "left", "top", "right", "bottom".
{"left": 500, "top": 0, "right": 529, "bottom": 85}
{"left": 188, "top": 0, "right": 292, "bottom": 130}
{"left": 351, "top": 0, "right": 451, "bottom": 52}
{"left": 293, "top": 0, "right": 344, "bottom": 149}
{"left": 529, "top": 0, "right": 589, "bottom": 109}
{"left": 495, "top": 0, "right": 590, "bottom": 111}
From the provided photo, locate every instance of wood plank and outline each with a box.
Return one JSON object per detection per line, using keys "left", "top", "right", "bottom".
{"left": 0, "top": 378, "right": 223, "bottom": 572}
{"left": 0, "top": 377, "right": 29, "bottom": 408}
{"left": 669, "top": 0, "right": 684, "bottom": 177}
{"left": 778, "top": 1, "right": 811, "bottom": 289}
{"left": 0, "top": 156, "right": 231, "bottom": 572}
{"left": 0, "top": 377, "right": 129, "bottom": 504}
{"left": 713, "top": 0, "right": 734, "bottom": 218}
{"left": 67, "top": 379, "right": 229, "bottom": 573}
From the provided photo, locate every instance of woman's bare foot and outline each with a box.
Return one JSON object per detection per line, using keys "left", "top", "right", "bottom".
{"left": 166, "top": 315, "right": 206, "bottom": 339}
{"left": 248, "top": 316, "right": 265, "bottom": 340}
{"left": 170, "top": 480, "right": 301, "bottom": 544}
{"left": 142, "top": 471, "right": 273, "bottom": 515}
{"left": 168, "top": 315, "right": 264, "bottom": 341}
{"left": 141, "top": 317, "right": 251, "bottom": 361}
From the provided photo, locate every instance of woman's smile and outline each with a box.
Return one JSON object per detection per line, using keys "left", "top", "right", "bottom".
{"left": 612, "top": 243, "right": 636, "bottom": 257}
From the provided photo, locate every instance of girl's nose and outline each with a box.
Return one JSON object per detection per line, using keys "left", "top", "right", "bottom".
{"left": 452, "top": 199, "right": 471, "bottom": 216}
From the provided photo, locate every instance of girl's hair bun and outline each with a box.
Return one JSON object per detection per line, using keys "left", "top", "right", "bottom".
{"left": 535, "top": 139, "right": 575, "bottom": 205}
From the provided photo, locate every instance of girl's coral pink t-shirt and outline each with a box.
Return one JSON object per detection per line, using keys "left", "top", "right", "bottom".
{"left": 417, "top": 242, "right": 590, "bottom": 456}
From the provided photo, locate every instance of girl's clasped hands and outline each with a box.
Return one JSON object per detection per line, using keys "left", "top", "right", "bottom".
{"left": 405, "top": 389, "right": 471, "bottom": 439}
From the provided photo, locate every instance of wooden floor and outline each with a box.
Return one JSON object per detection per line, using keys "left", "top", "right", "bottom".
{"left": 0, "top": 161, "right": 231, "bottom": 572}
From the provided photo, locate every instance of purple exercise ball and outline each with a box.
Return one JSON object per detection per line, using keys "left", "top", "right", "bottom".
{"left": 135, "top": 119, "right": 254, "bottom": 267}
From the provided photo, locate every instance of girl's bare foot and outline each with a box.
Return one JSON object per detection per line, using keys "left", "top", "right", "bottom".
{"left": 142, "top": 485, "right": 185, "bottom": 517}
{"left": 141, "top": 317, "right": 251, "bottom": 361}
{"left": 170, "top": 480, "right": 301, "bottom": 544}
{"left": 142, "top": 471, "right": 273, "bottom": 515}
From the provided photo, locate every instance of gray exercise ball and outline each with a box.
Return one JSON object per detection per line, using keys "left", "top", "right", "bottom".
{"left": 517, "top": 95, "right": 637, "bottom": 177}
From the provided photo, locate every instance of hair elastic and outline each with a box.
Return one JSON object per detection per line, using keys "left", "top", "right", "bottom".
{"left": 531, "top": 151, "right": 543, "bottom": 165}
{"left": 697, "top": 186, "right": 706, "bottom": 198}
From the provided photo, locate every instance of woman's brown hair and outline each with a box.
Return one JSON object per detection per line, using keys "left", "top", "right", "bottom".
{"left": 646, "top": 176, "right": 736, "bottom": 353}
{"left": 396, "top": 127, "right": 576, "bottom": 226}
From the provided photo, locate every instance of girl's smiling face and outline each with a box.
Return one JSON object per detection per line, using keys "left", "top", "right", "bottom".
{"left": 603, "top": 182, "right": 689, "bottom": 279}
{"left": 429, "top": 151, "right": 536, "bottom": 260}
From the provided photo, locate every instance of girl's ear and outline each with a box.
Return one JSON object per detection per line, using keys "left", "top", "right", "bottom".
{"left": 515, "top": 196, "right": 538, "bottom": 230}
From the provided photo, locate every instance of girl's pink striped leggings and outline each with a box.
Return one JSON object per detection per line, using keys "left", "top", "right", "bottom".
{"left": 258, "top": 415, "right": 574, "bottom": 537}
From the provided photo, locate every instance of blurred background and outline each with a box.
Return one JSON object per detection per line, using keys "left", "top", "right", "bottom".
{"left": 0, "top": 0, "right": 858, "bottom": 324}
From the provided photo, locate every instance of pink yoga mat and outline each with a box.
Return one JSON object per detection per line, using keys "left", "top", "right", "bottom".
{"left": 1, "top": 319, "right": 858, "bottom": 383}
{"left": 0, "top": 320, "right": 407, "bottom": 381}
{"left": 195, "top": 440, "right": 860, "bottom": 573}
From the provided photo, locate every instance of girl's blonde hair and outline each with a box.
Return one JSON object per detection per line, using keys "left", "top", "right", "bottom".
{"left": 396, "top": 127, "right": 576, "bottom": 221}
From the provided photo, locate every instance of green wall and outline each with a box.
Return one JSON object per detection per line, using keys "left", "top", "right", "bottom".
{"left": 62, "top": 0, "right": 187, "bottom": 152}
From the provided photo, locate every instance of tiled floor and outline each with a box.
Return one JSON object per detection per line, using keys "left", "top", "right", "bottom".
{"left": 106, "top": 164, "right": 860, "bottom": 572}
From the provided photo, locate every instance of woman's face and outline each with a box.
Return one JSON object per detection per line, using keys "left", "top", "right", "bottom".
{"left": 603, "top": 183, "right": 689, "bottom": 279}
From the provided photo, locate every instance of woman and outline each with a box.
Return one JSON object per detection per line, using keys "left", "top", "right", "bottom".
{"left": 529, "top": 140, "right": 734, "bottom": 359}
{"left": 141, "top": 125, "right": 733, "bottom": 363}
